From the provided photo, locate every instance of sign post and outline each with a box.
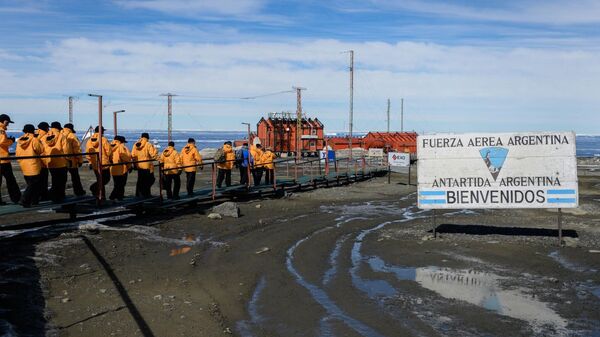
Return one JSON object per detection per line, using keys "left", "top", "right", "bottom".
{"left": 417, "top": 132, "right": 578, "bottom": 245}
{"left": 388, "top": 152, "right": 410, "bottom": 185}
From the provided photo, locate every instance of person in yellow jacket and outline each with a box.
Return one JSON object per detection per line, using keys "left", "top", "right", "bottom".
{"left": 109, "top": 136, "right": 131, "bottom": 201}
{"left": 181, "top": 138, "right": 202, "bottom": 196}
{"left": 35, "top": 122, "right": 50, "bottom": 201}
{"left": 216, "top": 141, "right": 235, "bottom": 188}
{"left": 159, "top": 141, "right": 183, "bottom": 199}
{"left": 86, "top": 126, "right": 112, "bottom": 200}
{"left": 42, "top": 121, "right": 68, "bottom": 203}
{"left": 261, "top": 147, "right": 277, "bottom": 185}
{"left": 16, "top": 124, "right": 44, "bottom": 207}
{"left": 250, "top": 143, "right": 264, "bottom": 186}
{"left": 62, "top": 123, "right": 85, "bottom": 196}
{"left": 0, "top": 114, "right": 21, "bottom": 205}
{"left": 131, "top": 132, "right": 158, "bottom": 198}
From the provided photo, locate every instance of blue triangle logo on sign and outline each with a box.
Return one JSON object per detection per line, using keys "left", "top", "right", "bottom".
{"left": 479, "top": 147, "right": 509, "bottom": 181}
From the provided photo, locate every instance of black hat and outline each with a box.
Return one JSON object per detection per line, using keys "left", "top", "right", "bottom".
{"left": 187, "top": 138, "right": 195, "bottom": 143}
{"left": 94, "top": 125, "right": 106, "bottom": 133}
{"left": 115, "top": 135, "right": 127, "bottom": 143}
{"left": 224, "top": 141, "right": 232, "bottom": 145}
{"left": 23, "top": 124, "right": 35, "bottom": 134}
{"left": 141, "top": 132, "right": 150, "bottom": 139}
{"left": 50, "top": 121, "right": 62, "bottom": 130}
{"left": 37, "top": 122, "right": 49, "bottom": 131}
{"left": 168, "top": 141, "right": 175, "bottom": 147}
{"left": 0, "top": 114, "right": 13, "bottom": 124}
{"left": 256, "top": 144, "right": 262, "bottom": 148}
{"left": 64, "top": 123, "right": 75, "bottom": 131}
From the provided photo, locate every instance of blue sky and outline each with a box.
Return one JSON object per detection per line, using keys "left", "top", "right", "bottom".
{"left": 1, "top": 0, "right": 599, "bottom": 133}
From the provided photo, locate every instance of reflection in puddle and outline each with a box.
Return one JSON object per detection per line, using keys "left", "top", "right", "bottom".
{"left": 236, "top": 276, "right": 266, "bottom": 337}
{"left": 367, "top": 256, "right": 568, "bottom": 333}
{"left": 548, "top": 251, "right": 595, "bottom": 273}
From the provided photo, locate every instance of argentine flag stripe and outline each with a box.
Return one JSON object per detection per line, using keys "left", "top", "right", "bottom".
{"left": 547, "top": 189, "right": 576, "bottom": 195}
{"left": 548, "top": 198, "right": 577, "bottom": 203}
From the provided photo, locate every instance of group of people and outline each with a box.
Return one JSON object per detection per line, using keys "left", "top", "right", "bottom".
{"left": 215, "top": 141, "right": 276, "bottom": 188}
{"left": 0, "top": 113, "right": 278, "bottom": 208}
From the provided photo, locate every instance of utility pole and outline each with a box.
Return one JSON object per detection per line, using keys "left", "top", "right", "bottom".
{"left": 401, "top": 98, "right": 404, "bottom": 132}
{"left": 113, "top": 110, "right": 125, "bottom": 136}
{"left": 292, "top": 86, "right": 306, "bottom": 161}
{"left": 348, "top": 50, "right": 354, "bottom": 160}
{"left": 386, "top": 98, "right": 391, "bottom": 133}
{"left": 160, "top": 93, "right": 178, "bottom": 142}
{"left": 68, "top": 96, "right": 74, "bottom": 123}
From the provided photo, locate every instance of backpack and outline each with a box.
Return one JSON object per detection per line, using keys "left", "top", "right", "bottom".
{"left": 214, "top": 148, "right": 226, "bottom": 163}
{"left": 235, "top": 149, "right": 244, "bottom": 164}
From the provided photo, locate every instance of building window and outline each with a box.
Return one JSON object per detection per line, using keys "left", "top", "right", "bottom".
{"left": 311, "top": 129, "right": 317, "bottom": 135}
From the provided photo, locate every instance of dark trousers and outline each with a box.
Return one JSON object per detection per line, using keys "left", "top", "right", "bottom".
{"left": 90, "top": 169, "right": 111, "bottom": 200}
{"left": 21, "top": 175, "right": 41, "bottom": 207}
{"left": 185, "top": 172, "right": 196, "bottom": 196}
{"left": 39, "top": 168, "right": 49, "bottom": 201}
{"left": 239, "top": 166, "right": 249, "bottom": 185}
{"left": 136, "top": 169, "right": 155, "bottom": 198}
{"left": 0, "top": 163, "right": 21, "bottom": 203}
{"left": 68, "top": 167, "right": 85, "bottom": 196}
{"left": 216, "top": 169, "right": 231, "bottom": 188}
{"left": 264, "top": 169, "right": 274, "bottom": 185}
{"left": 252, "top": 168, "right": 263, "bottom": 186}
{"left": 110, "top": 173, "right": 128, "bottom": 201}
{"left": 164, "top": 174, "right": 181, "bottom": 199}
{"left": 49, "top": 167, "right": 68, "bottom": 203}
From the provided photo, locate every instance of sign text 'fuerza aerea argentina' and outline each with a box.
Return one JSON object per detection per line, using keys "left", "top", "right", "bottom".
{"left": 417, "top": 132, "right": 578, "bottom": 209}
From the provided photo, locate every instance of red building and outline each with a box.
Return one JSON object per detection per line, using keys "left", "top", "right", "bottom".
{"left": 326, "top": 132, "right": 417, "bottom": 153}
{"left": 255, "top": 112, "right": 325, "bottom": 156}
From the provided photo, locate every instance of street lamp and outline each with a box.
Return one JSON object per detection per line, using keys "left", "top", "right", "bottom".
{"left": 113, "top": 110, "right": 125, "bottom": 136}
{"left": 88, "top": 93, "right": 104, "bottom": 204}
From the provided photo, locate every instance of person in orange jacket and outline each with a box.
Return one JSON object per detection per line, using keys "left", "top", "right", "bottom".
{"left": 261, "top": 147, "right": 277, "bottom": 185}
{"left": 42, "top": 121, "right": 68, "bottom": 203}
{"left": 109, "top": 136, "right": 131, "bottom": 201}
{"left": 16, "top": 124, "right": 44, "bottom": 207}
{"left": 181, "top": 138, "right": 202, "bottom": 196}
{"left": 216, "top": 141, "right": 235, "bottom": 188}
{"left": 131, "top": 132, "right": 158, "bottom": 198}
{"left": 159, "top": 141, "right": 183, "bottom": 199}
{"left": 62, "top": 123, "right": 85, "bottom": 196}
{"left": 250, "top": 143, "right": 264, "bottom": 186}
{"left": 86, "top": 126, "right": 112, "bottom": 200}
{"left": 35, "top": 121, "right": 51, "bottom": 201}
{"left": 0, "top": 114, "right": 21, "bottom": 205}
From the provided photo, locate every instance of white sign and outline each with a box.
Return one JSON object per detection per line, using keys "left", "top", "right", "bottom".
{"left": 368, "top": 148, "right": 384, "bottom": 157}
{"left": 388, "top": 152, "right": 410, "bottom": 167}
{"left": 417, "top": 132, "right": 578, "bottom": 209}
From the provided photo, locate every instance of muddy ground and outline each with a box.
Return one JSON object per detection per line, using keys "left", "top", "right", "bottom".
{"left": 1, "top": 169, "right": 600, "bottom": 337}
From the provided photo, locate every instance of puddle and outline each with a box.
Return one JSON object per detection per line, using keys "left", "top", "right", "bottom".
{"left": 548, "top": 251, "right": 593, "bottom": 273}
{"left": 367, "top": 256, "right": 568, "bottom": 333}
{"left": 323, "top": 234, "right": 351, "bottom": 286}
{"left": 236, "top": 276, "right": 267, "bottom": 337}
{"left": 286, "top": 227, "right": 386, "bottom": 337}
{"left": 320, "top": 201, "right": 407, "bottom": 227}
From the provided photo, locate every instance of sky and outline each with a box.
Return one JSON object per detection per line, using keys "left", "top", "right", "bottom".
{"left": 1, "top": 0, "right": 599, "bottom": 133}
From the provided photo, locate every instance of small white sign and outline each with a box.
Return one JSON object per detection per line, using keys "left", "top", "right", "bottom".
{"left": 368, "top": 148, "right": 384, "bottom": 157}
{"left": 417, "top": 132, "right": 578, "bottom": 209}
{"left": 388, "top": 152, "right": 410, "bottom": 167}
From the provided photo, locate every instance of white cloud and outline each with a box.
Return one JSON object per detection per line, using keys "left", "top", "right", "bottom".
{"left": 1, "top": 38, "right": 599, "bottom": 132}
{"left": 370, "top": 0, "right": 600, "bottom": 25}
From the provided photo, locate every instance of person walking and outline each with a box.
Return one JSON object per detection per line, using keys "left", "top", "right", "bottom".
{"left": 236, "top": 142, "right": 252, "bottom": 185}
{"left": 86, "top": 126, "right": 112, "bottom": 200}
{"left": 0, "top": 114, "right": 21, "bottom": 204}
{"left": 40, "top": 122, "right": 68, "bottom": 203}
{"left": 181, "top": 138, "right": 202, "bottom": 196}
{"left": 159, "top": 141, "right": 182, "bottom": 199}
{"left": 261, "top": 147, "right": 276, "bottom": 185}
{"left": 216, "top": 141, "right": 235, "bottom": 188}
{"left": 62, "top": 123, "right": 85, "bottom": 196}
{"left": 15, "top": 124, "right": 44, "bottom": 207}
{"left": 250, "top": 143, "right": 264, "bottom": 186}
{"left": 131, "top": 132, "right": 158, "bottom": 198}
{"left": 109, "top": 136, "right": 131, "bottom": 201}
{"left": 36, "top": 122, "right": 51, "bottom": 201}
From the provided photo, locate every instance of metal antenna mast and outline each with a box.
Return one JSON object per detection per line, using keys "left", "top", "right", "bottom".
{"left": 342, "top": 50, "right": 355, "bottom": 160}
{"left": 160, "top": 93, "right": 178, "bottom": 142}
{"left": 292, "top": 86, "right": 306, "bottom": 161}
{"left": 401, "top": 98, "right": 404, "bottom": 132}
{"left": 387, "top": 98, "right": 391, "bottom": 132}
